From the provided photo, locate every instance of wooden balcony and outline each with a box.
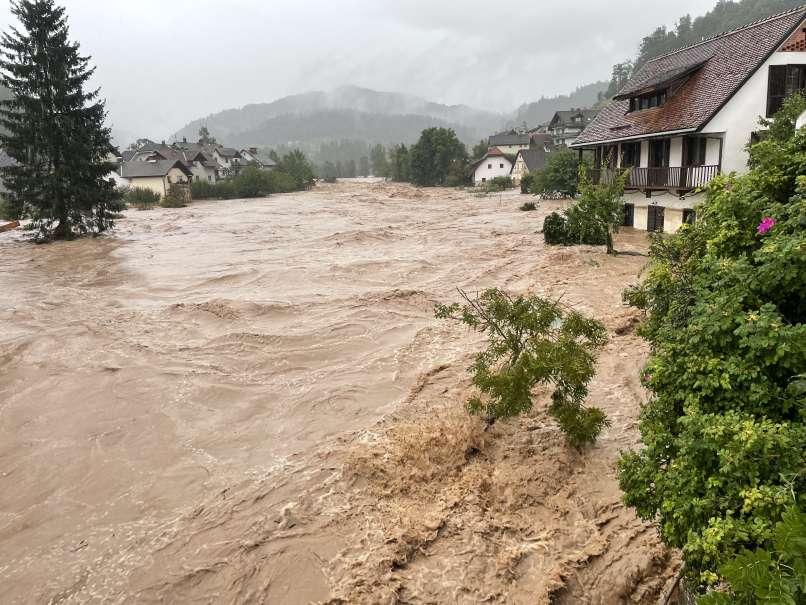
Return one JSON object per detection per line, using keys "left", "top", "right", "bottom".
{"left": 590, "top": 165, "right": 720, "bottom": 192}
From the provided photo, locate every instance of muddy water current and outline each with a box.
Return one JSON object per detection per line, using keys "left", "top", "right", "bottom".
{"left": 0, "top": 182, "right": 676, "bottom": 604}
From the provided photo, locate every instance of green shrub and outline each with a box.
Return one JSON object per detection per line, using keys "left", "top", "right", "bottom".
{"left": 490, "top": 175, "right": 513, "bottom": 190}
{"left": 541, "top": 168, "right": 626, "bottom": 252}
{"left": 699, "top": 503, "right": 806, "bottom": 604}
{"left": 125, "top": 186, "right": 161, "bottom": 210}
{"left": 436, "top": 288, "right": 610, "bottom": 448}
{"left": 618, "top": 95, "right": 806, "bottom": 588}
{"left": 160, "top": 184, "right": 190, "bottom": 208}
{"left": 543, "top": 212, "right": 570, "bottom": 244}
{"left": 519, "top": 201, "right": 537, "bottom": 212}
{"left": 520, "top": 173, "right": 535, "bottom": 194}
{"left": 267, "top": 170, "right": 298, "bottom": 193}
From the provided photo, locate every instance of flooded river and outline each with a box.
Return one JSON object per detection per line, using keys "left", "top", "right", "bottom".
{"left": 0, "top": 181, "right": 676, "bottom": 603}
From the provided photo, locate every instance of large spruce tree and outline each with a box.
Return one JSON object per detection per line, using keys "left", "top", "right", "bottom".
{"left": 0, "top": 0, "right": 121, "bottom": 240}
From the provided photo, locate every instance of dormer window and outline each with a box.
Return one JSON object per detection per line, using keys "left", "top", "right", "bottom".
{"left": 629, "top": 89, "right": 668, "bottom": 112}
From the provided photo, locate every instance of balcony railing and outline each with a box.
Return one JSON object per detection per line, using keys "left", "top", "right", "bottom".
{"left": 590, "top": 165, "right": 720, "bottom": 191}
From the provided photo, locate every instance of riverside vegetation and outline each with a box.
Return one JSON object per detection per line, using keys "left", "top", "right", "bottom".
{"left": 436, "top": 288, "right": 610, "bottom": 448}
{"left": 619, "top": 96, "right": 806, "bottom": 601}
{"left": 0, "top": 0, "right": 122, "bottom": 240}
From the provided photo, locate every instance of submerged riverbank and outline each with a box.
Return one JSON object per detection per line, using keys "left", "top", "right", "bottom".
{"left": 0, "top": 181, "right": 675, "bottom": 603}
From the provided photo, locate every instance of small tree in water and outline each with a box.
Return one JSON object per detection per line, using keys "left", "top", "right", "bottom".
{"left": 436, "top": 289, "right": 610, "bottom": 447}
{"left": 0, "top": 0, "right": 122, "bottom": 240}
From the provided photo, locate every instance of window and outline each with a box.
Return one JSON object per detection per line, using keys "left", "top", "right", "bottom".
{"left": 208, "top": 175, "right": 213, "bottom": 183}
{"left": 683, "top": 209, "right": 697, "bottom": 225}
{"left": 767, "top": 65, "right": 806, "bottom": 116}
{"left": 482, "top": 177, "right": 487, "bottom": 183}
{"left": 500, "top": 163, "right": 504, "bottom": 169}
{"left": 684, "top": 137, "right": 707, "bottom": 166}
{"left": 621, "top": 142, "right": 640, "bottom": 167}
{"left": 488, "top": 163, "right": 492, "bottom": 169}
{"left": 629, "top": 89, "right": 668, "bottom": 112}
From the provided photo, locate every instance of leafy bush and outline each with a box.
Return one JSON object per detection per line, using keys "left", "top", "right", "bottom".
{"left": 266, "top": 170, "right": 298, "bottom": 194}
{"left": 490, "top": 175, "right": 513, "bottom": 190}
{"left": 190, "top": 166, "right": 300, "bottom": 201}
{"left": 519, "top": 201, "right": 537, "bottom": 212}
{"left": 531, "top": 148, "right": 590, "bottom": 197}
{"left": 160, "top": 184, "right": 190, "bottom": 208}
{"left": 699, "top": 504, "right": 806, "bottom": 604}
{"left": 543, "top": 212, "right": 570, "bottom": 244}
{"left": 277, "top": 149, "right": 316, "bottom": 190}
{"left": 541, "top": 168, "right": 626, "bottom": 253}
{"left": 435, "top": 288, "right": 610, "bottom": 448}
{"left": 618, "top": 95, "right": 806, "bottom": 588}
{"left": 125, "top": 186, "right": 161, "bottom": 210}
{"left": 520, "top": 173, "right": 535, "bottom": 194}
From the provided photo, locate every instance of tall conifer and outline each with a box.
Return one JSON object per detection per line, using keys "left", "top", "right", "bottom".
{"left": 0, "top": 0, "right": 121, "bottom": 240}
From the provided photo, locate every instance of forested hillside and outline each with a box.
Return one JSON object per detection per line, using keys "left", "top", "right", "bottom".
{"left": 606, "top": 0, "right": 806, "bottom": 97}
{"left": 508, "top": 81, "right": 609, "bottom": 128}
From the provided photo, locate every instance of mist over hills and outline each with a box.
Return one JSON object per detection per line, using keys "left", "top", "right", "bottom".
{"left": 172, "top": 86, "right": 504, "bottom": 148}
{"left": 171, "top": 83, "right": 610, "bottom": 151}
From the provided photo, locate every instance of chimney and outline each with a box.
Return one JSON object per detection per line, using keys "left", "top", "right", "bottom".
{"left": 249, "top": 147, "right": 258, "bottom": 156}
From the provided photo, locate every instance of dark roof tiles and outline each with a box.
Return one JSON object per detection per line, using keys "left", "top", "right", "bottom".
{"left": 574, "top": 6, "right": 806, "bottom": 146}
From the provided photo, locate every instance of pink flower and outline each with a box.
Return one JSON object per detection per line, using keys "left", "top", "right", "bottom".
{"left": 643, "top": 374, "right": 652, "bottom": 383}
{"left": 757, "top": 217, "right": 776, "bottom": 235}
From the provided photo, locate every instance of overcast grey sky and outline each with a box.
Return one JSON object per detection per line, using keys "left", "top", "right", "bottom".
{"left": 1, "top": 0, "right": 716, "bottom": 142}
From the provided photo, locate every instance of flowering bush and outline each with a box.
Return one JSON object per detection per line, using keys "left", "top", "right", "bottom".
{"left": 619, "top": 95, "right": 806, "bottom": 592}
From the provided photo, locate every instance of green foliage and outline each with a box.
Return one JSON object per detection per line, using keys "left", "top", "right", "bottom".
{"left": 699, "top": 503, "right": 806, "bottom": 605}
{"left": 543, "top": 212, "right": 570, "bottom": 244}
{"left": 409, "top": 127, "right": 469, "bottom": 187}
{"left": 389, "top": 143, "right": 411, "bottom": 182}
{"left": 191, "top": 165, "right": 301, "bottom": 201}
{"left": 520, "top": 173, "right": 535, "bottom": 194}
{"left": 198, "top": 126, "right": 216, "bottom": 145}
{"left": 277, "top": 149, "right": 315, "bottom": 190}
{"left": 125, "top": 187, "right": 161, "bottom": 209}
{"left": 489, "top": 176, "right": 513, "bottom": 190}
{"left": 435, "top": 289, "right": 610, "bottom": 448}
{"left": 618, "top": 97, "right": 806, "bottom": 587}
{"left": 531, "top": 149, "right": 586, "bottom": 197}
{"left": 160, "top": 184, "right": 189, "bottom": 208}
{"left": 542, "top": 168, "right": 627, "bottom": 253}
{"left": 519, "top": 201, "right": 537, "bottom": 212}
{"left": 369, "top": 144, "right": 389, "bottom": 178}
{"left": 0, "top": 0, "right": 122, "bottom": 240}
{"left": 472, "top": 139, "right": 489, "bottom": 161}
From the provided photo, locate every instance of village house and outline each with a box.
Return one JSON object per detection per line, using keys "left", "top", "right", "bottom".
{"left": 510, "top": 134, "right": 555, "bottom": 185}
{"left": 120, "top": 159, "right": 193, "bottom": 199}
{"left": 572, "top": 5, "right": 806, "bottom": 233}
{"left": 548, "top": 109, "right": 599, "bottom": 148}
{"left": 239, "top": 147, "right": 277, "bottom": 171}
{"left": 487, "top": 130, "right": 532, "bottom": 156}
{"left": 472, "top": 147, "right": 515, "bottom": 185}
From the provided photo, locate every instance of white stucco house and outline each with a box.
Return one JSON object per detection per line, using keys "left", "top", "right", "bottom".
{"left": 121, "top": 160, "right": 193, "bottom": 199}
{"left": 472, "top": 147, "right": 515, "bottom": 185}
{"left": 572, "top": 5, "right": 806, "bottom": 233}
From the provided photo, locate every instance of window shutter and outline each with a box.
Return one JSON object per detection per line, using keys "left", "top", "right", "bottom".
{"left": 768, "top": 65, "right": 788, "bottom": 117}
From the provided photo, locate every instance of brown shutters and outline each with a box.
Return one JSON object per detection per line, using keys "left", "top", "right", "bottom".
{"left": 647, "top": 206, "right": 665, "bottom": 232}
{"left": 767, "top": 65, "right": 806, "bottom": 117}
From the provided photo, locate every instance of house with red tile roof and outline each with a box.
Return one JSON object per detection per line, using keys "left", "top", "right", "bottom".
{"left": 472, "top": 147, "right": 516, "bottom": 185}
{"left": 571, "top": 5, "right": 806, "bottom": 233}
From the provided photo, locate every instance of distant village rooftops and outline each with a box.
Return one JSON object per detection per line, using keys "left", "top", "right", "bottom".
{"left": 488, "top": 131, "right": 531, "bottom": 147}
{"left": 121, "top": 159, "right": 193, "bottom": 178}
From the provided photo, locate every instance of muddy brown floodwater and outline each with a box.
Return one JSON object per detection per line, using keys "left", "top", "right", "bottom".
{"left": 0, "top": 181, "right": 678, "bottom": 604}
